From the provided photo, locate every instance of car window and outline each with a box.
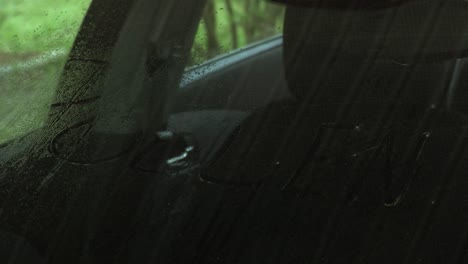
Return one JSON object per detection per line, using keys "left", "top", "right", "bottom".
{"left": 0, "top": 0, "right": 92, "bottom": 143}
{"left": 188, "top": 0, "right": 284, "bottom": 66}
{"left": 2, "top": 0, "right": 468, "bottom": 263}
{"left": 170, "top": 0, "right": 288, "bottom": 164}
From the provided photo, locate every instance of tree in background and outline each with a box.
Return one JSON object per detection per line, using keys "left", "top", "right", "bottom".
{"left": 1, "top": 0, "right": 283, "bottom": 65}
{"left": 190, "top": 0, "right": 284, "bottom": 65}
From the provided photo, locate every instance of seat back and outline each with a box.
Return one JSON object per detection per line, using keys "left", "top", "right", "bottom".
{"left": 283, "top": 2, "right": 468, "bottom": 106}
{"left": 191, "top": 4, "right": 468, "bottom": 263}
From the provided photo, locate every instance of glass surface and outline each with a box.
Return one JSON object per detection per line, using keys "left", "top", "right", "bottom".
{"left": 2, "top": 0, "right": 468, "bottom": 263}
{"left": 188, "top": 0, "right": 284, "bottom": 66}
{"left": 0, "top": 0, "right": 92, "bottom": 143}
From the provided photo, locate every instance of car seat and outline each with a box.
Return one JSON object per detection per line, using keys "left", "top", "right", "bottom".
{"left": 127, "top": 2, "right": 468, "bottom": 263}
{"left": 153, "top": 2, "right": 468, "bottom": 264}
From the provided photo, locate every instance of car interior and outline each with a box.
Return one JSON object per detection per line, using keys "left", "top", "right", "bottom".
{"left": 2, "top": 0, "right": 468, "bottom": 263}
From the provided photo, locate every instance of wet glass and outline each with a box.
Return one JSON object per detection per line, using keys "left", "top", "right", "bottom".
{"left": 1, "top": 0, "right": 468, "bottom": 263}
{"left": 189, "top": 0, "right": 284, "bottom": 66}
{"left": 0, "top": 0, "right": 92, "bottom": 143}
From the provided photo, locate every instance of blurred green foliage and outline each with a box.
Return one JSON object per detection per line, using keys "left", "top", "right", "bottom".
{"left": 0, "top": 0, "right": 284, "bottom": 143}
{"left": 192, "top": 0, "right": 284, "bottom": 64}
{"left": 0, "top": 0, "right": 90, "bottom": 54}
{"left": 0, "top": 0, "right": 283, "bottom": 60}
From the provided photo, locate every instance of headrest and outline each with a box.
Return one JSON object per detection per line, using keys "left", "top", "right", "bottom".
{"left": 282, "top": 0, "right": 468, "bottom": 102}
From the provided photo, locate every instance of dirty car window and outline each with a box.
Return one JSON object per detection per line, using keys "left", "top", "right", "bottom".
{"left": 0, "top": 0, "right": 92, "bottom": 143}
